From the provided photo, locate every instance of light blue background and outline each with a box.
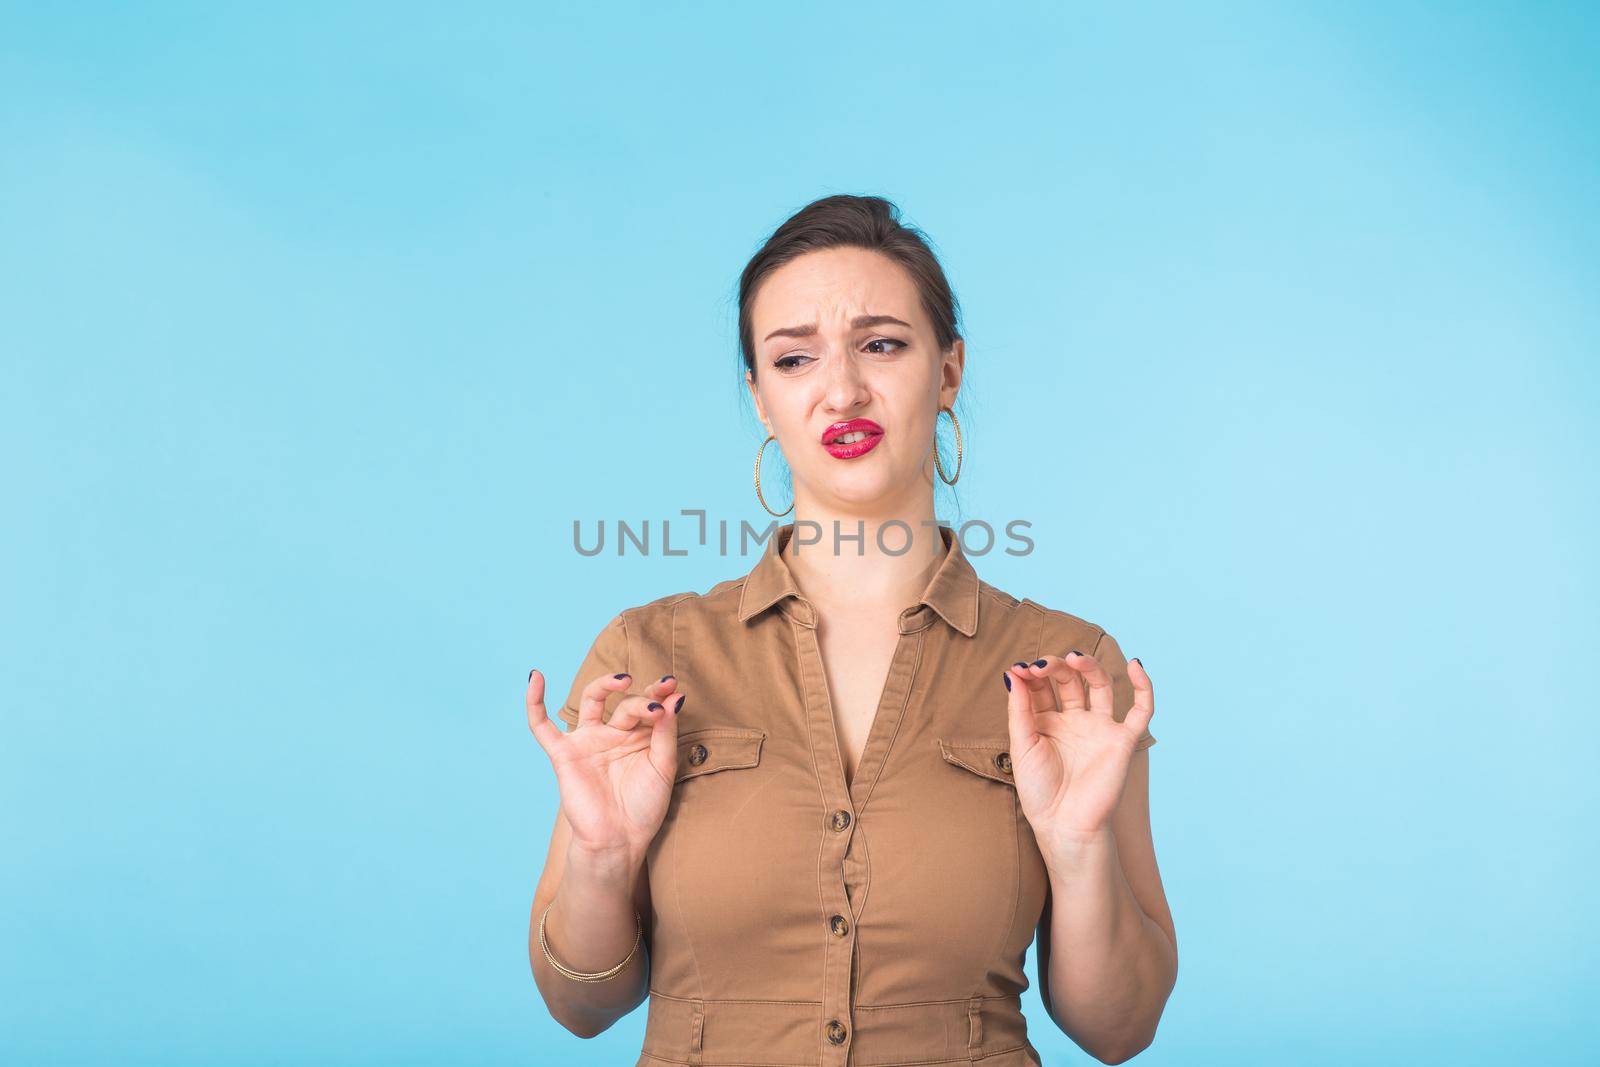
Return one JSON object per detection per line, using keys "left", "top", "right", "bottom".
{"left": 3, "top": 3, "right": 1596, "bottom": 1064}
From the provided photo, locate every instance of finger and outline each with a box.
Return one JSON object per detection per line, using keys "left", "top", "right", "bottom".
{"left": 1002, "top": 662, "right": 1041, "bottom": 755}
{"left": 603, "top": 691, "right": 668, "bottom": 733}
{"left": 648, "top": 690, "right": 685, "bottom": 781}
{"left": 1010, "top": 659, "right": 1058, "bottom": 714}
{"left": 576, "top": 671, "right": 635, "bottom": 727}
{"left": 643, "top": 675, "right": 679, "bottom": 703}
{"left": 1064, "top": 650, "right": 1115, "bottom": 718}
{"left": 1029, "top": 655, "right": 1085, "bottom": 712}
{"left": 525, "top": 669, "right": 564, "bottom": 752}
{"left": 1126, "top": 656, "right": 1156, "bottom": 737}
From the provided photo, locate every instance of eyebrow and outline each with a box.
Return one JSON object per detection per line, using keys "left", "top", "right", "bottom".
{"left": 763, "top": 314, "right": 912, "bottom": 343}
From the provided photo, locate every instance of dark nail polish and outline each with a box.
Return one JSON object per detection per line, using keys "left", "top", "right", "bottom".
{"left": 675, "top": 694, "right": 686, "bottom": 713}
{"left": 528, "top": 668, "right": 535, "bottom": 682}
{"left": 1002, "top": 672, "right": 1012, "bottom": 691}
{"left": 1068, "top": 649, "right": 1082, "bottom": 658}
{"left": 1132, "top": 657, "right": 1143, "bottom": 669}
{"left": 614, "top": 673, "right": 629, "bottom": 679}
{"left": 659, "top": 674, "right": 674, "bottom": 683}
{"left": 1032, "top": 658, "right": 1048, "bottom": 667}
{"left": 1013, "top": 661, "right": 1028, "bottom": 669}
{"left": 648, "top": 701, "right": 663, "bottom": 712}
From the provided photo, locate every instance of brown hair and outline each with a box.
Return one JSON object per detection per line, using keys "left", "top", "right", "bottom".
{"left": 737, "top": 195, "right": 964, "bottom": 379}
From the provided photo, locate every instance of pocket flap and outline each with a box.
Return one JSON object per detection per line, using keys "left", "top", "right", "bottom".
{"left": 938, "top": 737, "right": 1016, "bottom": 786}
{"left": 674, "top": 727, "right": 767, "bottom": 783}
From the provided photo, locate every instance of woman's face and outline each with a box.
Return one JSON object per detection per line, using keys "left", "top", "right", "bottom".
{"left": 745, "top": 247, "right": 964, "bottom": 515}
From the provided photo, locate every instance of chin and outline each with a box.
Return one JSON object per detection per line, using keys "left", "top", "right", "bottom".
{"left": 819, "top": 475, "right": 908, "bottom": 509}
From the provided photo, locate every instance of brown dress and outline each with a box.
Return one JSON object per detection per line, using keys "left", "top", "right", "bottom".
{"left": 557, "top": 522, "right": 1156, "bottom": 1066}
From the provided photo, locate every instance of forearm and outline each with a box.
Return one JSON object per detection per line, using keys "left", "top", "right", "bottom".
{"left": 1041, "top": 829, "right": 1176, "bottom": 1062}
{"left": 529, "top": 844, "right": 649, "bottom": 1037}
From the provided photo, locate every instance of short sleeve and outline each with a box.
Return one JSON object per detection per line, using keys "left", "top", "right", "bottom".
{"left": 556, "top": 612, "right": 631, "bottom": 730}
{"left": 1091, "top": 629, "right": 1157, "bottom": 751}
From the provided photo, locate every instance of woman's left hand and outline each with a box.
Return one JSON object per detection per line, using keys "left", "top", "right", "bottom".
{"left": 1001, "top": 650, "right": 1155, "bottom": 858}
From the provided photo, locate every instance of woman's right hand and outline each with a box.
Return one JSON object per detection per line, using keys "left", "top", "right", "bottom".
{"left": 525, "top": 669, "right": 682, "bottom": 869}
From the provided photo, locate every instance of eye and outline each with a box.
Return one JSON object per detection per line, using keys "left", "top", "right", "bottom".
{"left": 773, "top": 353, "right": 813, "bottom": 371}
{"left": 865, "top": 337, "right": 907, "bottom": 355}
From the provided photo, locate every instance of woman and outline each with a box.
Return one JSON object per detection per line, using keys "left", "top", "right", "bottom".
{"left": 525, "top": 195, "right": 1177, "bottom": 1065}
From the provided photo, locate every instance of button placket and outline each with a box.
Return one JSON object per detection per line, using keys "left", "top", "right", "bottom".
{"left": 798, "top": 622, "right": 856, "bottom": 1066}
{"left": 794, "top": 617, "right": 927, "bottom": 1065}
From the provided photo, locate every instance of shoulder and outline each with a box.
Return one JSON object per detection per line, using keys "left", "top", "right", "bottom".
{"left": 971, "top": 574, "right": 1113, "bottom": 654}
{"left": 606, "top": 571, "right": 746, "bottom": 629}
{"left": 587, "top": 568, "right": 751, "bottom": 656}
{"left": 1019, "top": 597, "right": 1116, "bottom": 658}
{"left": 558, "top": 572, "right": 749, "bottom": 725}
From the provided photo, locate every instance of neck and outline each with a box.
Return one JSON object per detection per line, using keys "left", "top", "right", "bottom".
{"left": 780, "top": 492, "right": 946, "bottom": 619}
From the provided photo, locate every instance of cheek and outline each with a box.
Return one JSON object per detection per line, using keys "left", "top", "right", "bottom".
{"left": 875, "top": 368, "right": 941, "bottom": 427}
{"left": 754, "top": 384, "right": 808, "bottom": 433}
{"left": 771, "top": 403, "right": 817, "bottom": 444}
{"left": 888, "top": 406, "right": 937, "bottom": 456}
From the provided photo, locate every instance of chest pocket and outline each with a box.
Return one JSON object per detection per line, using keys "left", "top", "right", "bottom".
{"left": 937, "top": 737, "right": 1016, "bottom": 786}
{"left": 673, "top": 727, "right": 766, "bottom": 784}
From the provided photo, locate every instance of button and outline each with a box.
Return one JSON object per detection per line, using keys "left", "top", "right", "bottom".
{"left": 830, "top": 914, "right": 850, "bottom": 937}
{"left": 825, "top": 1019, "right": 847, "bottom": 1044}
{"left": 831, "top": 809, "right": 852, "bottom": 832}
{"left": 688, "top": 743, "right": 708, "bottom": 766}
{"left": 994, "top": 751, "right": 1012, "bottom": 774}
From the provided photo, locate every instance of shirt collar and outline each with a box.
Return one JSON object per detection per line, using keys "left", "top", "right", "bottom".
{"left": 736, "top": 522, "right": 980, "bottom": 637}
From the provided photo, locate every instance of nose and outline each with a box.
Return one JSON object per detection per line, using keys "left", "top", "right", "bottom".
{"left": 820, "top": 352, "right": 870, "bottom": 415}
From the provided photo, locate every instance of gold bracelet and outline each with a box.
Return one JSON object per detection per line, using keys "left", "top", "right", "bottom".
{"left": 538, "top": 900, "right": 642, "bottom": 982}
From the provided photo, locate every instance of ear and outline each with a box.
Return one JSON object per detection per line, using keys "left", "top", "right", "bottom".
{"left": 938, "top": 338, "right": 965, "bottom": 409}
{"left": 745, "top": 370, "right": 772, "bottom": 434}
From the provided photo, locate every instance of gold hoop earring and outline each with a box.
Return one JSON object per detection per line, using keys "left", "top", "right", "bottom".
{"left": 932, "top": 405, "right": 963, "bottom": 486}
{"left": 754, "top": 434, "right": 795, "bottom": 517}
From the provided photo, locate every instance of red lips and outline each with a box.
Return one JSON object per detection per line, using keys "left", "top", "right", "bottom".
{"left": 821, "top": 418, "right": 884, "bottom": 459}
